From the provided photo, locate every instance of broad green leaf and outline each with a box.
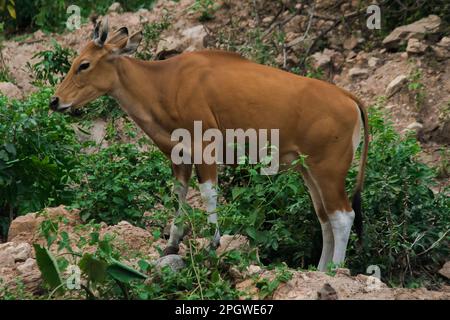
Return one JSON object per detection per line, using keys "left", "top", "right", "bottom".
{"left": 106, "top": 259, "right": 147, "bottom": 284}
{"left": 7, "top": 4, "right": 15, "bottom": 19}
{"left": 33, "top": 244, "right": 63, "bottom": 293}
{"left": 79, "top": 253, "right": 108, "bottom": 283}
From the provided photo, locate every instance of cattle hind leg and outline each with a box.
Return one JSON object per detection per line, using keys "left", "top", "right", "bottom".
{"left": 164, "top": 164, "right": 192, "bottom": 256}
{"left": 311, "top": 167, "right": 355, "bottom": 267}
{"left": 302, "top": 170, "right": 334, "bottom": 272}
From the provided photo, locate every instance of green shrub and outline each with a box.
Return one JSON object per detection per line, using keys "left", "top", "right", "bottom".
{"left": 136, "top": 14, "right": 171, "bottom": 61}
{"left": 0, "top": 88, "right": 80, "bottom": 239}
{"left": 217, "top": 103, "right": 449, "bottom": 287}
{"left": 347, "top": 106, "right": 449, "bottom": 287}
{"left": 189, "top": 0, "right": 220, "bottom": 22}
{"left": 28, "top": 40, "right": 75, "bottom": 86}
{"left": 68, "top": 143, "right": 173, "bottom": 225}
{"left": 3, "top": 0, "right": 157, "bottom": 34}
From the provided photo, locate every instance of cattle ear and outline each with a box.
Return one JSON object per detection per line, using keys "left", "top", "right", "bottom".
{"left": 117, "top": 31, "right": 143, "bottom": 55}
{"left": 107, "top": 27, "right": 129, "bottom": 46}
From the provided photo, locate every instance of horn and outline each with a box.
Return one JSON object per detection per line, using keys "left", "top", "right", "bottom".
{"left": 93, "top": 16, "right": 109, "bottom": 47}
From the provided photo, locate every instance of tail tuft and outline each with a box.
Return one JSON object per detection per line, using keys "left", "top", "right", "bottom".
{"left": 352, "top": 189, "right": 363, "bottom": 246}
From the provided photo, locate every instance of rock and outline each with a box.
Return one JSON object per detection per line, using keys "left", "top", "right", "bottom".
{"left": 216, "top": 235, "right": 249, "bottom": 255}
{"left": 137, "top": 8, "right": 150, "bottom": 15}
{"left": 431, "top": 36, "right": 450, "bottom": 60}
{"left": 0, "top": 242, "right": 32, "bottom": 264}
{"left": 235, "top": 279, "right": 259, "bottom": 300}
{"left": 343, "top": 35, "right": 358, "bottom": 50}
{"left": 284, "top": 15, "right": 305, "bottom": 33}
{"left": 8, "top": 206, "right": 81, "bottom": 243}
{"left": 348, "top": 67, "right": 369, "bottom": 78}
{"left": 262, "top": 16, "right": 273, "bottom": 24}
{"left": 181, "top": 25, "right": 207, "bottom": 52}
{"left": 246, "top": 265, "right": 262, "bottom": 276}
{"left": 16, "top": 258, "right": 37, "bottom": 275}
{"left": 346, "top": 50, "right": 357, "bottom": 62}
{"left": 7, "top": 214, "right": 39, "bottom": 242}
{"left": 406, "top": 38, "right": 428, "bottom": 54}
{"left": 382, "top": 15, "right": 441, "bottom": 48}
{"left": 439, "top": 261, "right": 450, "bottom": 279}
{"left": 155, "top": 254, "right": 185, "bottom": 272}
{"left": 108, "top": 2, "right": 123, "bottom": 13}
{"left": 335, "top": 268, "right": 351, "bottom": 277}
{"left": 431, "top": 45, "right": 448, "bottom": 60}
{"left": 437, "top": 36, "right": 450, "bottom": 49}
{"left": 0, "top": 82, "right": 22, "bottom": 100}
{"left": 368, "top": 57, "right": 380, "bottom": 67}
{"left": 405, "top": 122, "right": 423, "bottom": 132}
{"left": 317, "top": 283, "right": 338, "bottom": 300}
{"left": 157, "top": 25, "right": 207, "bottom": 55}
{"left": 385, "top": 75, "right": 408, "bottom": 97}
{"left": 310, "top": 49, "right": 342, "bottom": 70}
{"left": 0, "top": 242, "right": 38, "bottom": 293}
{"left": 72, "top": 118, "right": 108, "bottom": 151}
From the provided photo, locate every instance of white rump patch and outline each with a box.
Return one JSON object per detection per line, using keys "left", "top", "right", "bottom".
{"left": 352, "top": 102, "right": 363, "bottom": 159}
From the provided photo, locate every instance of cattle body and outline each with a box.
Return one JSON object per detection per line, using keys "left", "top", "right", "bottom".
{"left": 51, "top": 18, "right": 369, "bottom": 271}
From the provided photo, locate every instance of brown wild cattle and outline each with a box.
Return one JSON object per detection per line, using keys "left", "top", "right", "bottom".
{"left": 51, "top": 18, "right": 368, "bottom": 271}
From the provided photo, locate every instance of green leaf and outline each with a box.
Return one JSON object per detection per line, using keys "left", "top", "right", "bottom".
{"left": 7, "top": 4, "right": 15, "bottom": 19}
{"left": 33, "top": 244, "right": 63, "bottom": 293}
{"left": 78, "top": 253, "right": 108, "bottom": 283}
{"left": 4, "top": 143, "right": 16, "bottom": 156}
{"left": 106, "top": 259, "right": 147, "bottom": 284}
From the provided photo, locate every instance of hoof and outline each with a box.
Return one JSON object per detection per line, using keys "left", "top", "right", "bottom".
{"left": 163, "top": 245, "right": 179, "bottom": 256}
{"left": 209, "top": 239, "right": 220, "bottom": 251}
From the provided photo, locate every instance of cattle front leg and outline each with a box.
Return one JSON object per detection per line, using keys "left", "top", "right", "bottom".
{"left": 164, "top": 164, "right": 192, "bottom": 256}
{"left": 196, "top": 164, "right": 220, "bottom": 249}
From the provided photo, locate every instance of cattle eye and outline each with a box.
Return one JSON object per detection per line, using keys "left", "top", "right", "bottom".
{"left": 77, "top": 62, "right": 90, "bottom": 73}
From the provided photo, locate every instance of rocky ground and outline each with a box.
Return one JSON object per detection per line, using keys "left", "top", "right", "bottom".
{"left": 0, "top": 0, "right": 449, "bottom": 299}
{"left": 1, "top": 205, "right": 449, "bottom": 300}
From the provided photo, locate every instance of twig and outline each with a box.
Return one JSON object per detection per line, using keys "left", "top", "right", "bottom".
{"left": 285, "top": 2, "right": 316, "bottom": 48}
{"left": 417, "top": 229, "right": 450, "bottom": 256}
{"left": 252, "top": 0, "right": 260, "bottom": 27}
{"left": 262, "top": 4, "right": 301, "bottom": 39}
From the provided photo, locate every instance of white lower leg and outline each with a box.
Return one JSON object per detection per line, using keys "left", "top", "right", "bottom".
{"left": 329, "top": 210, "right": 355, "bottom": 265}
{"left": 199, "top": 181, "right": 220, "bottom": 246}
{"left": 167, "top": 183, "right": 188, "bottom": 248}
{"left": 318, "top": 221, "right": 334, "bottom": 271}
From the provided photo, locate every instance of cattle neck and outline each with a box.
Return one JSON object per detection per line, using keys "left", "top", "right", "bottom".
{"left": 108, "top": 56, "right": 175, "bottom": 154}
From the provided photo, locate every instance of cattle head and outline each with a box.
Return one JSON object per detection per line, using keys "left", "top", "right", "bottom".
{"left": 50, "top": 17, "right": 142, "bottom": 112}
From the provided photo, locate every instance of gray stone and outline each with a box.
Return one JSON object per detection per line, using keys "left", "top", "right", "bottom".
{"left": 382, "top": 15, "right": 441, "bottom": 48}
{"left": 404, "top": 122, "right": 423, "bottom": 132}
{"left": 348, "top": 67, "right": 369, "bottom": 78}
{"left": 385, "top": 75, "right": 408, "bottom": 97}
{"left": 406, "top": 38, "right": 428, "bottom": 54}
{"left": 368, "top": 57, "right": 380, "bottom": 67}
{"left": 438, "top": 261, "right": 450, "bottom": 279}
{"left": 155, "top": 254, "right": 185, "bottom": 272}
{"left": 108, "top": 2, "right": 122, "bottom": 13}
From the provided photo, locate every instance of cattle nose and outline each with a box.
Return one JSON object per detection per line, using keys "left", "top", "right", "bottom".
{"left": 49, "top": 96, "right": 59, "bottom": 111}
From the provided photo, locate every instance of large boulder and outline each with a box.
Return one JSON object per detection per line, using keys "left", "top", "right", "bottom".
{"left": 382, "top": 15, "right": 442, "bottom": 49}
{"left": 0, "top": 242, "right": 41, "bottom": 294}
{"left": 8, "top": 205, "right": 81, "bottom": 243}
